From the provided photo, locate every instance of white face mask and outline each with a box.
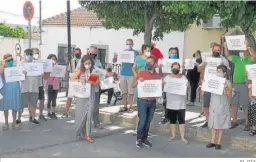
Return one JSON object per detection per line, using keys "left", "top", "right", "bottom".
{"left": 126, "top": 45, "right": 132, "bottom": 49}
{"left": 84, "top": 64, "right": 91, "bottom": 69}
{"left": 145, "top": 52, "right": 151, "bottom": 57}
{"left": 52, "top": 60, "right": 56, "bottom": 64}
{"left": 239, "top": 52, "right": 244, "bottom": 58}
{"left": 217, "top": 72, "right": 224, "bottom": 77}
{"left": 33, "top": 54, "right": 39, "bottom": 60}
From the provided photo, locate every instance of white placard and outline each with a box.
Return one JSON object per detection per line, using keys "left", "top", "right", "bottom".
{"left": 225, "top": 35, "right": 246, "bottom": 51}
{"left": 204, "top": 57, "right": 222, "bottom": 79}
{"left": 119, "top": 51, "right": 135, "bottom": 63}
{"left": 4, "top": 67, "right": 25, "bottom": 83}
{"left": 162, "top": 59, "right": 182, "bottom": 73}
{"left": 24, "top": 63, "right": 44, "bottom": 76}
{"left": 202, "top": 74, "right": 226, "bottom": 95}
{"left": 50, "top": 65, "right": 66, "bottom": 78}
{"left": 164, "top": 78, "right": 187, "bottom": 95}
{"left": 0, "top": 77, "right": 3, "bottom": 89}
{"left": 185, "top": 59, "right": 196, "bottom": 70}
{"left": 252, "top": 79, "right": 256, "bottom": 96}
{"left": 201, "top": 52, "right": 212, "bottom": 62}
{"left": 33, "top": 59, "right": 53, "bottom": 72}
{"left": 69, "top": 81, "right": 91, "bottom": 98}
{"left": 246, "top": 64, "right": 256, "bottom": 80}
{"left": 100, "top": 77, "right": 116, "bottom": 90}
{"left": 138, "top": 80, "right": 162, "bottom": 98}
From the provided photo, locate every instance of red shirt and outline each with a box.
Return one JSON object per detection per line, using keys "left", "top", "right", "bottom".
{"left": 136, "top": 70, "right": 162, "bottom": 100}
{"left": 151, "top": 47, "right": 163, "bottom": 62}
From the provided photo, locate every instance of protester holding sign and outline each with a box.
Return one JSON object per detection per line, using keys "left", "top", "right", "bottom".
{"left": 198, "top": 43, "right": 230, "bottom": 128}
{"left": 44, "top": 54, "right": 60, "bottom": 120}
{"left": 164, "top": 62, "right": 189, "bottom": 144}
{"left": 0, "top": 54, "right": 22, "bottom": 130}
{"left": 206, "top": 65, "right": 232, "bottom": 150}
{"left": 72, "top": 55, "right": 99, "bottom": 143}
{"left": 132, "top": 56, "right": 161, "bottom": 148}
{"left": 223, "top": 40, "right": 255, "bottom": 130}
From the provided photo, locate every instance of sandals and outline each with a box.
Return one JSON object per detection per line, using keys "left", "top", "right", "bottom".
{"left": 249, "top": 130, "right": 256, "bottom": 136}
{"left": 85, "top": 136, "right": 94, "bottom": 143}
{"left": 119, "top": 107, "right": 128, "bottom": 113}
{"left": 181, "top": 138, "right": 189, "bottom": 145}
{"left": 168, "top": 137, "right": 175, "bottom": 142}
{"left": 2, "top": 124, "right": 9, "bottom": 130}
{"left": 128, "top": 108, "right": 134, "bottom": 113}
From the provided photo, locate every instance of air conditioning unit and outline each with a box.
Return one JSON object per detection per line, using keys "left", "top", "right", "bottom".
{"left": 201, "top": 14, "right": 222, "bottom": 29}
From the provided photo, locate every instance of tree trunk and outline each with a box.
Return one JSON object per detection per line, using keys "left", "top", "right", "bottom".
{"left": 143, "top": 11, "right": 158, "bottom": 45}
{"left": 144, "top": 29, "right": 152, "bottom": 45}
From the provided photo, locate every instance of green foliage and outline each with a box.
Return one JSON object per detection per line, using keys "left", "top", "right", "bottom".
{"left": 0, "top": 23, "right": 26, "bottom": 38}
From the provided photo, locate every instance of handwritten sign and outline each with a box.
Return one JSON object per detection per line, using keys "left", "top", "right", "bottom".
{"left": 202, "top": 74, "right": 226, "bottom": 95}
{"left": 33, "top": 59, "right": 53, "bottom": 72}
{"left": 50, "top": 65, "right": 66, "bottom": 78}
{"left": 162, "top": 59, "right": 182, "bottom": 73}
{"left": 100, "top": 77, "right": 115, "bottom": 90}
{"left": 252, "top": 79, "right": 256, "bottom": 96}
{"left": 201, "top": 52, "right": 212, "bottom": 62}
{"left": 4, "top": 67, "right": 25, "bottom": 82}
{"left": 23, "top": 63, "right": 44, "bottom": 76}
{"left": 246, "top": 64, "right": 256, "bottom": 80}
{"left": 138, "top": 80, "right": 162, "bottom": 98}
{"left": 119, "top": 51, "right": 134, "bottom": 63}
{"left": 185, "top": 59, "right": 196, "bottom": 70}
{"left": 69, "top": 81, "right": 91, "bottom": 98}
{"left": 164, "top": 78, "right": 187, "bottom": 95}
{"left": 204, "top": 57, "right": 222, "bottom": 79}
{"left": 225, "top": 35, "right": 246, "bottom": 51}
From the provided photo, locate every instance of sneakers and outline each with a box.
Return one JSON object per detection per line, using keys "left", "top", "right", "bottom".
{"left": 142, "top": 139, "right": 152, "bottom": 147}
{"left": 160, "top": 118, "right": 169, "bottom": 124}
{"left": 187, "top": 102, "right": 195, "bottom": 106}
{"left": 201, "top": 122, "right": 208, "bottom": 128}
{"left": 29, "top": 116, "right": 32, "bottom": 122}
{"left": 206, "top": 143, "right": 221, "bottom": 150}
{"left": 136, "top": 139, "right": 143, "bottom": 148}
{"left": 48, "top": 112, "right": 58, "bottom": 119}
{"left": 39, "top": 115, "right": 47, "bottom": 121}
{"left": 31, "top": 119, "right": 40, "bottom": 125}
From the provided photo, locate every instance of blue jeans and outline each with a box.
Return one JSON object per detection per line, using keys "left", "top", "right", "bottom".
{"left": 137, "top": 98, "right": 156, "bottom": 140}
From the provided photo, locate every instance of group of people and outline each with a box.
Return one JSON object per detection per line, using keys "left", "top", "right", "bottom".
{"left": 1, "top": 37, "right": 256, "bottom": 151}
{"left": 0, "top": 49, "right": 61, "bottom": 129}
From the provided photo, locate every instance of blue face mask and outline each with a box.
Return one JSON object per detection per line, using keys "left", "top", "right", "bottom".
{"left": 145, "top": 62, "right": 153, "bottom": 70}
{"left": 26, "top": 55, "right": 33, "bottom": 61}
{"left": 8, "top": 60, "right": 14, "bottom": 67}
{"left": 169, "top": 53, "right": 178, "bottom": 59}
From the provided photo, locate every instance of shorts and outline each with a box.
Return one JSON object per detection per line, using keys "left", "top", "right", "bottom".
{"left": 38, "top": 86, "right": 45, "bottom": 100}
{"left": 166, "top": 109, "right": 185, "bottom": 124}
{"left": 203, "top": 91, "right": 211, "bottom": 108}
{"left": 22, "top": 92, "right": 39, "bottom": 108}
{"left": 231, "top": 83, "right": 250, "bottom": 107}
{"left": 120, "top": 76, "right": 134, "bottom": 95}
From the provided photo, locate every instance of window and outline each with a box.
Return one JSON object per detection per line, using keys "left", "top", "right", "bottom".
{"left": 57, "top": 44, "right": 75, "bottom": 65}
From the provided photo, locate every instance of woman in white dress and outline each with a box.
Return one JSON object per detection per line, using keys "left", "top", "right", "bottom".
{"left": 206, "top": 65, "right": 232, "bottom": 150}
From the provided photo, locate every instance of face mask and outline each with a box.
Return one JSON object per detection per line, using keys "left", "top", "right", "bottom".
{"left": 52, "top": 60, "right": 56, "bottom": 65}
{"left": 126, "top": 45, "right": 132, "bottom": 49}
{"left": 84, "top": 64, "right": 91, "bottom": 69}
{"left": 145, "top": 52, "right": 151, "bottom": 57}
{"left": 172, "top": 68, "right": 180, "bottom": 74}
{"left": 75, "top": 54, "right": 81, "bottom": 59}
{"left": 239, "top": 52, "right": 244, "bottom": 58}
{"left": 26, "top": 55, "right": 33, "bottom": 61}
{"left": 90, "top": 54, "right": 97, "bottom": 59}
{"left": 145, "top": 63, "right": 153, "bottom": 70}
{"left": 33, "top": 54, "right": 39, "bottom": 60}
{"left": 217, "top": 72, "right": 224, "bottom": 77}
{"left": 169, "top": 54, "right": 178, "bottom": 59}
{"left": 107, "top": 68, "right": 112, "bottom": 72}
{"left": 212, "top": 52, "right": 220, "bottom": 57}
{"left": 8, "top": 60, "right": 14, "bottom": 67}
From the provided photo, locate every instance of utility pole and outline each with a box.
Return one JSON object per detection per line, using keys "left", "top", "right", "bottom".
{"left": 39, "top": 0, "right": 42, "bottom": 45}
{"left": 66, "top": 0, "right": 72, "bottom": 96}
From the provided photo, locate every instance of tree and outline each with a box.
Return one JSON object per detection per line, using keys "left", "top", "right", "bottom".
{"left": 80, "top": 1, "right": 215, "bottom": 45}
{"left": 0, "top": 23, "right": 26, "bottom": 38}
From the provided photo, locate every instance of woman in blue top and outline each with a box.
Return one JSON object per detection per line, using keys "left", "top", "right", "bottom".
{"left": 132, "top": 44, "right": 151, "bottom": 107}
{"left": 0, "top": 54, "right": 22, "bottom": 130}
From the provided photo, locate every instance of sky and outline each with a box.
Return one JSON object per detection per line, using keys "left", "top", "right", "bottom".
{"left": 0, "top": 0, "right": 80, "bottom": 26}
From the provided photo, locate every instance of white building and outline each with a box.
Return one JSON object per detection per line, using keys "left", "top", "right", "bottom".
{"left": 41, "top": 7, "right": 185, "bottom": 66}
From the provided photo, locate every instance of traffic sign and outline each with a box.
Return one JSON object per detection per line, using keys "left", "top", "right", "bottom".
{"left": 23, "top": 1, "right": 34, "bottom": 21}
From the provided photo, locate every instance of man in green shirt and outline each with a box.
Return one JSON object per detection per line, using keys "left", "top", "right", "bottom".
{"left": 224, "top": 41, "right": 256, "bottom": 131}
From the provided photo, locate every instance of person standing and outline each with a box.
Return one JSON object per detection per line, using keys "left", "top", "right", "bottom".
{"left": 0, "top": 54, "right": 23, "bottom": 130}
{"left": 72, "top": 55, "right": 99, "bottom": 143}
{"left": 199, "top": 43, "right": 230, "bottom": 128}
{"left": 151, "top": 42, "right": 163, "bottom": 62}
{"left": 63, "top": 48, "right": 82, "bottom": 118}
{"left": 119, "top": 39, "right": 139, "bottom": 113}
{"left": 164, "top": 62, "right": 189, "bottom": 144}
{"left": 132, "top": 56, "right": 161, "bottom": 148}
{"left": 206, "top": 65, "right": 232, "bottom": 150}
{"left": 186, "top": 50, "right": 202, "bottom": 106}
{"left": 223, "top": 41, "right": 255, "bottom": 130}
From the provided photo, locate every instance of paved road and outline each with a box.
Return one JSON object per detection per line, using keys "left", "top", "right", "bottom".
{"left": 0, "top": 115, "right": 254, "bottom": 158}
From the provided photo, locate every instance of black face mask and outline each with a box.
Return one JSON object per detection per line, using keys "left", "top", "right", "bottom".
{"left": 172, "top": 68, "right": 180, "bottom": 75}
{"left": 90, "top": 54, "right": 97, "bottom": 59}
{"left": 212, "top": 52, "right": 220, "bottom": 57}
{"left": 75, "top": 54, "right": 81, "bottom": 59}
{"left": 107, "top": 68, "right": 112, "bottom": 72}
